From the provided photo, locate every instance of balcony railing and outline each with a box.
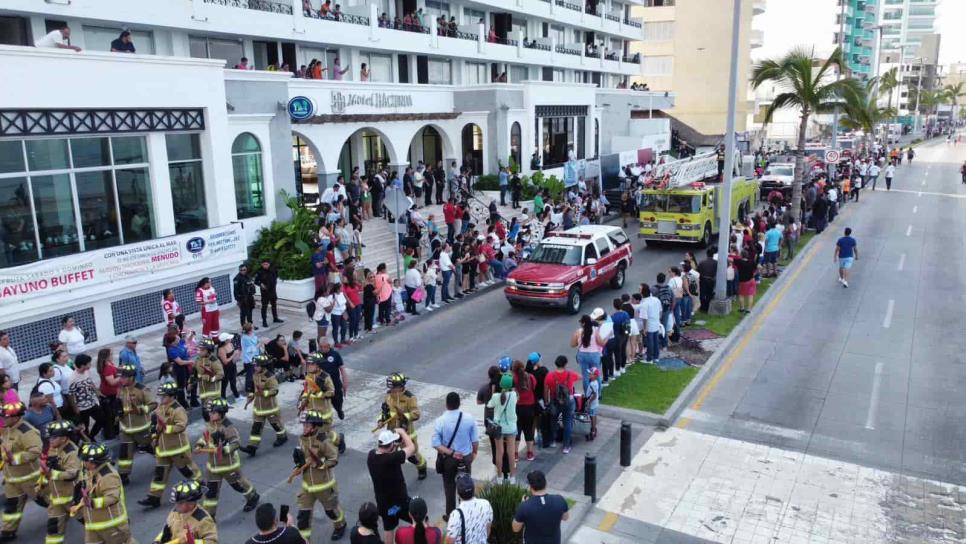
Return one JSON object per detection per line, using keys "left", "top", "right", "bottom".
{"left": 305, "top": 10, "right": 369, "bottom": 25}
{"left": 556, "top": 45, "right": 582, "bottom": 56}
{"left": 491, "top": 36, "right": 519, "bottom": 46}
{"left": 622, "top": 54, "right": 640, "bottom": 64}
{"left": 376, "top": 20, "right": 429, "bottom": 33}
{"left": 205, "top": 0, "right": 293, "bottom": 15}
{"left": 555, "top": 0, "right": 582, "bottom": 12}
{"left": 624, "top": 18, "right": 642, "bottom": 28}
{"left": 525, "top": 41, "right": 551, "bottom": 51}
{"left": 449, "top": 30, "right": 478, "bottom": 41}
{"left": 604, "top": 13, "right": 620, "bottom": 22}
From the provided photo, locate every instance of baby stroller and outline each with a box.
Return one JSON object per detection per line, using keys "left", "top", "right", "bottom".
{"left": 573, "top": 393, "right": 593, "bottom": 439}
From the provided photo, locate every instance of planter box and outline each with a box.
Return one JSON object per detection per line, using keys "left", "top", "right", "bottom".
{"left": 276, "top": 277, "right": 316, "bottom": 303}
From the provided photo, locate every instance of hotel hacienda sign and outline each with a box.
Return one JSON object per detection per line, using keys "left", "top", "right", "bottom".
{"left": 330, "top": 91, "right": 413, "bottom": 114}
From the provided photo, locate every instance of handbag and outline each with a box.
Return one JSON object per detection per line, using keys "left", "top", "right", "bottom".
{"left": 485, "top": 394, "right": 510, "bottom": 438}
{"left": 412, "top": 287, "right": 425, "bottom": 303}
{"left": 435, "top": 412, "right": 463, "bottom": 474}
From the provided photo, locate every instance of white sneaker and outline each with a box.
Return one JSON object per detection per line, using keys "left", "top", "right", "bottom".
{"left": 373, "top": 323, "right": 380, "bottom": 330}
{"left": 426, "top": 306, "right": 434, "bottom": 312}
{"left": 433, "top": 304, "right": 441, "bottom": 309}
{"left": 843, "top": 280, "right": 848, "bottom": 288}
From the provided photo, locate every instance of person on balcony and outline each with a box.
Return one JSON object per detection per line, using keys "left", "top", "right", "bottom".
{"left": 35, "top": 24, "right": 81, "bottom": 52}
{"left": 110, "top": 30, "right": 136, "bottom": 53}
{"left": 488, "top": 28, "right": 497, "bottom": 43}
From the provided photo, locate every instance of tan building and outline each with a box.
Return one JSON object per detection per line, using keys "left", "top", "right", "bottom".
{"left": 631, "top": 0, "right": 765, "bottom": 141}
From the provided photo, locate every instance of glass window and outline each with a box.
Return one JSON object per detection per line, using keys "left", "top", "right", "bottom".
{"left": 0, "top": 177, "right": 38, "bottom": 267}
{"left": 428, "top": 59, "right": 451, "bottom": 84}
{"left": 207, "top": 38, "right": 244, "bottom": 64}
{"left": 82, "top": 25, "right": 155, "bottom": 54}
{"left": 188, "top": 36, "right": 208, "bottom": 58}
{"left": 112, "top": 137, "right": 148, "bottom": 165}
{"left": 70, "top": 138, "right": 111, "bottom": 169}
{"left": 167, "top": 133, "right": 208, "bottom": 234}
{"left": 0, "top": 141, "right": 25, "bottom": 174}
{"left": 466, "top": 62, "right": 487, "bottom": 85}
{"left": 115, "top": 168, "right": 153, "bottom": 242}
{"left": 510, "top": 65, "right": 527, "bottom": 83}
{"left": 26, "top": 139, "right": 70, "bottom": 171}
{"left": 32, "top": 174, "right": 80, "bottom": 259}
{"left": 166, "top": 134, "right": 202, "bottom": 162}
{"left": 232, "top": 133, "right": 265, "bottom": 219}
{"left": 75, "top": 170, "right": 121, "bottom": 250}
{"left": 510, "top": 122, "right": 522, "bottom": 168}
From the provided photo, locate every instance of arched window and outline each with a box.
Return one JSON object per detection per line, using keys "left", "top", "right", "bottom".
{"left": 232, "top": 133, "right": 264, "bottom": 218}
{"left": 510, "top": 122, "right": 522, "bottom": 171}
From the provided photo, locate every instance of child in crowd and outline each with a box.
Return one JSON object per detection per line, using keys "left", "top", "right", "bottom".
{"left": 391, "top": 278, "right": 406, "bottom": 324}
{"left": 158, "top": 361, "right": 176, "bottom": 386}
{"left": 586, "top": 367, "right": 600, "bottom": 441}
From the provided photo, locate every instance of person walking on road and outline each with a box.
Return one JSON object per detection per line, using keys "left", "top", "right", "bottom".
{"left": 868, "top": 162, "right": 881, "bottom": 191}
{"left": 834, "top": 227, "right": 858, "bottom": 289}
{"left": 885, "top": 163, "right": 895, "bottom": 191}
{"left": 960, "top": 161, "right": 966, "bottom": 185}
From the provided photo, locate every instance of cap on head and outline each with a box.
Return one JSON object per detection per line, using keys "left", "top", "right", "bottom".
{"left": 590, "top": 307, "right": 605, "bottom": 320}
{"left": 377, "top": 430, "right": 400, "bottom": 446}
{"left": 456, "top": 473, "right": 475, "bottom": 498}
{"left": 217, "top": 332, "right": 234, "bottom": 343}
{"left": 499, "top": 373, "right": 514, "bottom": 390}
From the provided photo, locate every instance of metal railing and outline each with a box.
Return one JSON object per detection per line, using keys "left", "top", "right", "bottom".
{"left": 525, "top": 42, "right": 552, "bottom": 51}
{"left": 623, "top": 18, "right": 642, "bottom": 28}
{"left": 204, "top": 0, "right": 293, "bottom": 15}
{"left": 305, "top": 10, "right": 370, "bottom": 25}
{"left": 604, "top": 13, "right": 620, "bottom": 22}
{"left": 555, "top": 0, "right": 582, "bottom": 10}
{"left": 622, "top": 55, "right": 640, "bottom": 64}
{"left": 555, "top": 45, "right": 582, "bottom": 56}
{"left": 449, "top": 30, "right": 478, "bottom": 41}
{"left": 491, "top": 36, "right": 518, "bottom": 46}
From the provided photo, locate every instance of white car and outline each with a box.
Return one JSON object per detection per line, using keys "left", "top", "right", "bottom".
{"left": 759, "top": 162, "right": 795, "bottom": 195}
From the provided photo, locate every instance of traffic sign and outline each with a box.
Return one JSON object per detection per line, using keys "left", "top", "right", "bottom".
{"left": 824, "top": 149, "right": 840, "bottom": 163}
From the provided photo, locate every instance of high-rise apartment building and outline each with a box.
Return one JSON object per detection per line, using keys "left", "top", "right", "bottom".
{"left": 630, "top": 0, "right": 764, "bottom": 141}
{"left": 0, "top": 0, "right": 674, "bottom": 361}
{"left": 833, "top": 0, "right": 879, "bottom": 80}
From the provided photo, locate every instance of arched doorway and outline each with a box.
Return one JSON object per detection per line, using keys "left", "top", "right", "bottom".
{"left": 292, "top": 132, "right": 323, "bottom": 204}
{"left": 510, "top": 122, "right": 522, "bottom": 171}
{"left": 337, "top": 128, "right": 390, "bottom": 181}
{"left": 461, "top": 123, "right": 483, "bottom": 176}
{"left": 407, "top": 126, "right": 444, "bottom": 168}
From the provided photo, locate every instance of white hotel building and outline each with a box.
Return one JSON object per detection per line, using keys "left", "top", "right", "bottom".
{"left": 0, "top": 0, "right": 673, "bottom": 363}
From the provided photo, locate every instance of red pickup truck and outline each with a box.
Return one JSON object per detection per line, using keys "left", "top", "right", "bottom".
{"left": 504, "top": 225, "right": 633, "bottom": 313}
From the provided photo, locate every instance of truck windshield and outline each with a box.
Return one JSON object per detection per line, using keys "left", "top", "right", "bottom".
{"left": 766, "top": 165, "right": 794, "bottom": 177}
{"left": 527, "top": 244, "right": 582, "bottom": 266}
{"left": 640, "top": 194, "right": 700, "bottom": 213}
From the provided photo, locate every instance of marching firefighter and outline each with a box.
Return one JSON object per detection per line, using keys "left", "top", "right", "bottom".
{"left": 153, "top": 479, "right": 218, "bottom": 544}
{"left": 193, "top": 398, "right": 259, "bottom": 518}
{"left": 293, "top": 410, "right": 347, "bottom": 541}
{"left": 138, "top": 382, "right": 201, "bottom": 509}
{"left": 74, "top": 442, "right": 135, "bottom": 544}
{"left": 300, "top": 352, "right": 345, "bottom": 454}
{"left": 118, "top": 363, "right": 157, "bottom": 484}
{"left": 41, "top": 420, "right": 81, "bottom": 544}
{"left": 375, "top": 373, "right": 427, "bottom": 480}
{"left": 240, "top": 354, "right": 287, "bottom": 456}
{"left": 195, "top": 338, "right": 224, "bottom": 406}
{"left": 0, "top": 401, "right": 46, "bottom": 542}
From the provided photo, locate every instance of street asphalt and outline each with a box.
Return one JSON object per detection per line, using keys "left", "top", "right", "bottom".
{"left": 682, "top": 137, "right": 966, "bottom": 485}
{"left": 9, "top": 201, "right": 690, "bottom": 542}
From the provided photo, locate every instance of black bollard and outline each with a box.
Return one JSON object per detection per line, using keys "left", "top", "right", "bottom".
{"left": 620, "top": 421, "right": 632, "bottom": 467}
{"left": 584, "top": 453, "right": 597, "bottom": 503}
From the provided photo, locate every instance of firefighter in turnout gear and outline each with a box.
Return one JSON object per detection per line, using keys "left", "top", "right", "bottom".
{"left": 377, "top": 373, "right": 427, "bottom": 480}
{"left": 195, "top": 338, "right": 224, "bottom": 405}
{"left": 75, "top": 442, "right": 136, "bottom": 544}
{"left": 153, "top": 480, "right": 218, "bottom": 544}
{"left": 193, "top": 398, "right": 259, "bottom": 518}
{"left": 40, "top": 421, "right": 81, "bottom": 544}
{"left": 118, "top": 363, "right": 157, "bottom": 484}
{"left": 240, "top": 355, "right": 287, "bottom": 456}
{"left": 300, "top": 353, "right": 345, "bottom": 454}
{"left": 138, "top": 382, "right": 201, "bottom": 509}
{"left": 293, "top": 410, "right": 347, "bottom": 541}
{"left": 0, "top": 401, "right": 46, "bottom": 542}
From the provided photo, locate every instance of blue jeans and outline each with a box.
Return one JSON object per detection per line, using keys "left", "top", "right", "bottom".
{"left": 679, "top": 296, "right": 693, "bottom": 324}
{"left": 645, "top": 331, "right": 661, "bottom": 362}
{"left": 441, "top": 270, "right": 453, "bottom": 300}
{"left": 348, "top": 306, "right": 361, "bottom": 338}
{"left": 577, "top": 351, "right": 601, "bottom": 397}
{"left": 331, "top": 313, "right": 345, "bottom": 345}
{"left": 659, "top": 310, "right": 670, "bottom": 347}
{"left": 488, "top": 259, "right": 505, "bottom": 280}
{"left": 425, "top": 284, "right": 436, "bottom": 307}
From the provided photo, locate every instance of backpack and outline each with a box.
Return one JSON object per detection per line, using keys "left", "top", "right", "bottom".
{"left": 31, "top": 378, "right": 54, "bottom": 398}
{"left": 655, "top": 285, "right": 672, "bottom": 312}
{"left": 553, "top": 379, "right": 570, "bottom": 409}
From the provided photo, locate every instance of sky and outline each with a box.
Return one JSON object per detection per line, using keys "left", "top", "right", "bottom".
{"left": 752, "top": 0, "right": 966, "bottom": 66}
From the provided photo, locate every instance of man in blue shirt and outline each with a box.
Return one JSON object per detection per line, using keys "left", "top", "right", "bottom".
{"left": 311, "top": 244, "right": 328, "bottom": 292}
{"left": 763, "top": 221, "right": 783, "bottom": 277}
{"left": 834, "top": 227, "right": 858, "bottom": 288}
{"left": 498, "top": 167, "right": 510, "bottom": 206}
{"left": 513, "top": 470, "right": 569, "bottom": 544}
{"left": 118, "top": 335, "right": 144, "bottom": 384}
{"left": 432, "top": 392, "right": 479, "bottom": 520}
{"left": 610, "top": 298, "right": 631, "bottom": 377}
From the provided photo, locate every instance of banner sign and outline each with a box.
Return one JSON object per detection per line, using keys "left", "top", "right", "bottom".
{"left": 0, "top": 224, "right": 246, "bottom": 305}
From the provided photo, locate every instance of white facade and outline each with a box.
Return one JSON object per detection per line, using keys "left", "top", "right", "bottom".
{"left": 0, "top": 1, "right": 673, "bottom": 365}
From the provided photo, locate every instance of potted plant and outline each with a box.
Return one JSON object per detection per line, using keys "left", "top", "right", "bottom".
{"left": 247, "top": 191, "right": 319, "bottom": 302}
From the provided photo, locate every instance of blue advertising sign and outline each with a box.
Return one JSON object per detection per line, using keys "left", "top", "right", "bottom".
{"left": 287, "top": 96, "right": 315, "bottom": 121}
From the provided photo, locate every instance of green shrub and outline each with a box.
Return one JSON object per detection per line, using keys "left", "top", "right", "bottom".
{"left": 477, "top": 481, "right": 528, "bottom": 544}
{"left": 475, "top": 175, "right": 501, "bottom": 191}
{"left": 247, "top": 191, "right": 318, "bottom": 280}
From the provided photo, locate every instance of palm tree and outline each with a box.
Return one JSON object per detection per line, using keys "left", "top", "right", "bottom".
{"left": 943, "top": 82, "right": 964, "bottom": 113}
{"left": 878, "top": 67, "right": 899, "bottom": 112}
{"left": 751, "top": 46, "right": 863, "bottom": 221}
{"left": 841, "top": 80, "right": 896, "bottom": 150}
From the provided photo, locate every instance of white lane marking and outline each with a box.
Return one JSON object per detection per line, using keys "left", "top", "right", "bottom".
{"left": 918, "top": 192, "right": 923, "bottom": 197}
{"left": 912, "top": 205, "right": 918, "bottom": 214}
{"left": 921, "top": 179, "right": 927, "bottom": 186}
{"left": 883, "top": 299, "right": 895, "bottom": 329}
{"left": 906, "top": 225, "right": 912, "bottom": 236}
{"left": 865, "top": 362, "right": 884, "bottom": 430}
{"left": 897, "top": 253, "right": 905, "bottom": 272}
{"left": 889, "top": 189, "right": 965, "bottom": 199}
{"left": 680, "top": 408, "right": 809, "bottom": 441}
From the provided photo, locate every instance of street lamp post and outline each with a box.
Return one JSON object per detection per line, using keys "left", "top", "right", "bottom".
{"left": 913, "top": 57, "right": 924, "bottom": 134}
{"left": 711, "top": 0, "right": 742, "bottom": 316}
{"left": 830, "top": 0, "right": 846, "bottom": 180}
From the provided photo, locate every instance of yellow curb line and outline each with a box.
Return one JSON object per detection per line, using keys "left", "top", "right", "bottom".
{"left": 597, "top": 511, "right": 619, "bottom": 532}
{"left": 677, "top": 230, "right": 826, "bottom": 429}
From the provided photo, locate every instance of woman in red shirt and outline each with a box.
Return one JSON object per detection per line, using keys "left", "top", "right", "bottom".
{"left": 343, "top": 274, "right": 363, "bottom": 342}
{"left": 96, "top": 348, "right": 121, "bottom": 440}
{"left": 512, "top": 360, "right": 538, "bottom": 461}
{"left": 393, "top": 497, "right": 441, "bottom": 544}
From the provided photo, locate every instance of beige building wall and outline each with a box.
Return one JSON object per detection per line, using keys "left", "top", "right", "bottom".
{"left": 631, "top": 0, "right": 761, "bottom": 136}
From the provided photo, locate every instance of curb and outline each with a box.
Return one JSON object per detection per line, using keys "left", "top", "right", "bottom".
{"left": 597, "top": 227, "right": 827, "bottom": 431}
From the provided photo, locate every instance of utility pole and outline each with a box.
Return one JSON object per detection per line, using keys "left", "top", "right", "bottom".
{"left": 831, "top": 0, "right": 846, "bottom": 180}
{"left": 711, "top": 0, "right": 742, "bottom": 316}
{"left": 913, "top": 57, "right": 924, "bottom": 134}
